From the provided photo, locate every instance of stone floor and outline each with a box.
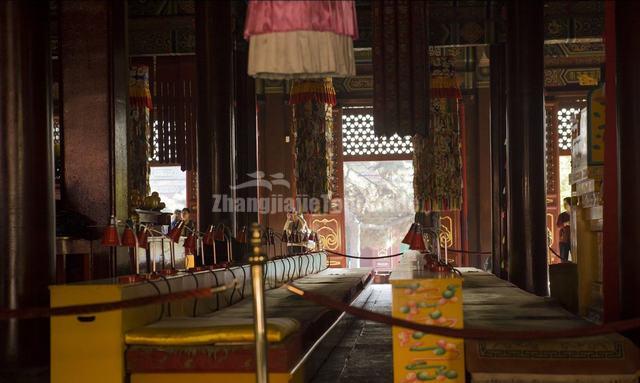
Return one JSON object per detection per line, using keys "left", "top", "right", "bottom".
{"left": 311, "top": 284, "right": 394, "bottom": 383}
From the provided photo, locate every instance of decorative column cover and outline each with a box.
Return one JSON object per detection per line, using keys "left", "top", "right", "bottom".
{"left": 413, "top": 53, "right": 463, "bottom": 212}
{"left": 372, "top": 0, "right": 429, "bottom": 137}
{"left": 128, "top": 65, "right": 152, "bottom": 212}
{"left": 290, "top": 78, "right": 336, "bottom": 212}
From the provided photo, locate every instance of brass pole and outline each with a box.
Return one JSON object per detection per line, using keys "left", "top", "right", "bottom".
{"left": 249, "top": 223, "right": 269, "bottom": 383}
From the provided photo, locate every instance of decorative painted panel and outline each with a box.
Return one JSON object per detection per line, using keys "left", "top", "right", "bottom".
{"left": 305, "top": 214, "right": 346, "bottom": 268}
{"left": 544, "top": 67, "right": 601, "bottom": 88}
{"left": 129, "top": 0, "right": 195, "bottom": 17}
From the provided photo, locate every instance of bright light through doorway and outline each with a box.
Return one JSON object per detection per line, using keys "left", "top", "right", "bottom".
{"left": 149, "top": 166, "right": 187, "bottom": 213}
{"left": 343, "top": 160, "right": 414, "bottom": 271}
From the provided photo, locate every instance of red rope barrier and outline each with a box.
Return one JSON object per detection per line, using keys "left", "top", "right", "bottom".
{"left": 325, "top": 249, "right": 404, "bottom": 259}
{"left": 0, "top": 281, "right": 236, "bottom": 320}
{"left": 325, "top": 248, "right": 492, "bottom": 259}
{"left": 285, "top": 283, "right": 640, "bottom": 340}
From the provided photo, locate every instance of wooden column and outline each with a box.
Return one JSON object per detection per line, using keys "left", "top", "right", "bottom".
{"left": 616, "top": 0, "right": 640, "bottom": 321}
{"left": 60, "top": 0, "right": 129, "bottom": 277}
{"left": 490, "top": 43, "right": 507, "bottom": 279}
{"left": 196, "top": 0, "right": 235, "bottom": 232}
{"left": 505, "top": 1, "right": 548, "bottom": 295}
{"left": 476, "top": 86, "right": 493, "bottom": 267}
{"left": 602, "top": 0, "right": 620, "bottom": 323}
{"left": 0, "top": 0, "right": 54, "bottom": 369}
{"left": 258, "top": 89, "right": 295, "bottom": 232}
{"left": 232, "top": 1, "right": 258, "bottom": 231}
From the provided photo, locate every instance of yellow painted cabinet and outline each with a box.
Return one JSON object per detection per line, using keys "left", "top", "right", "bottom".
{"left": 391, "top": 269, "right": 464, "bottom": 383}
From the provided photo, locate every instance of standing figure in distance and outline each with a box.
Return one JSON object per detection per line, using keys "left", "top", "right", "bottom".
{"left": 557, "top": 197, "right": 572, "bottom": 262}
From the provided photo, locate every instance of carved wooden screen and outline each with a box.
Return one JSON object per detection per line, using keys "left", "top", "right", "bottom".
{"left": 132, "top": 55, "right": 198, "bottom": 215}
{"left": 144, "top": 55, "right": 198, "bottom": 171}
{"left": 545, "top": 103, "right": 562, "bottom": 264}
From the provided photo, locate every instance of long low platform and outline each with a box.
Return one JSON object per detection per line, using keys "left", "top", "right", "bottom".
{"left": 125, "top": 267, "right": 373, "bottom": 382}
{"left": 50, "top": 251, "right": 374, "bottom": 383}
{"left": 314, "top": 268, "right": 640, "bottom": 383}
{"left": 460, "top": 268, "right": 640, "bottom": 383}
{"left": 51, "top": 263, "right": 640, "bottom": 383}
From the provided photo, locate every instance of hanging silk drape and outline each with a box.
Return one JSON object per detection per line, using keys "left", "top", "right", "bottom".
{"left": 128, "top": 65, "right": 152, "bottom": 212}
{"left": 290, "top": 78, "right": 336, "bottom": 211}
{"left": 372, "top": 0, "right": 429, "bottom": 137}
{"left": 244, "top": 0, "right": 358, "bottom": 79}
{"left": 413, "top": 55, "right": 463, "bottom": 212}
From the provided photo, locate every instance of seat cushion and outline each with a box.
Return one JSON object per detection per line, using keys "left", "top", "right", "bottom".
{"left": 125, "top": 267, "right": 373, "bottom": 373}
{"left": 125, "top": 317, "right": 299, "bottom": 346}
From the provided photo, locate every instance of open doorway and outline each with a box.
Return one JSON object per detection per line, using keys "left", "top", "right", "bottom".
{"left": 339, "top": 107, "right": 415, "bottom": 273}
{"left": 343, "top": 160, "right": 414, "bottom": 272}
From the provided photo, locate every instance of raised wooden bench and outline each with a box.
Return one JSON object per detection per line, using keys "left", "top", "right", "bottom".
{"left": 459, "top": 268, "right": 640, "bottom": 383}
{"left": 124, "top": 267, "right": 373, "bottom": 383}
{"left": 50, "top": 252, "right": 329, "bottom": 383}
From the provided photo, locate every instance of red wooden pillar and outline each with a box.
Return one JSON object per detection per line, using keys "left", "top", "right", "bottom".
{"left": 196, "top": 0, "right": 235, "bottom": 232}
{"left": 615, "top": 0, "right": 640, "bottom": 323}
{"left": 0, "top": 0, "right": 54, "bottom": 371}
{"left": 601, "top": 0, "right": 620, "bottom": 323}
{"left": 60, "top": 0, "right": 129, "bottom": 277}
{"left": 490, "top": 43, "right": 507, "bottom": 279}
{"left": 505, "top": 0, "right": 548, "bottom": 295}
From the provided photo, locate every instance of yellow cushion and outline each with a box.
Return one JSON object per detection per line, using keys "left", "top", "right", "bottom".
{"left": 125, "top": 317, "right": 300, "bottom": 346}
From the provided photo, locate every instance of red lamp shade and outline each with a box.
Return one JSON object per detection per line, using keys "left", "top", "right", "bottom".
{"left": 401, "top": 223, "right": 417, "bottom": 245}
{"left": 202, "top": 225, "right": 214, "bottom": 246}
{"left": 137, "top": 228, "right": 149, "bottom": 248}
{"left": 167, "top": 221, "right": 184, "bottom": 243}
{"left": 237, "top": 226, "right": 247, "bottom": 243}
{"left": 121, "top": 226, "right": 137, "bottom": 248}
{"left": 184, "top": 234, "right": 197, "bottom": 253}
{"left": 214, "top": 225, "right": 225, "bottom": 241}
{"left": 409, "top": 226, "right": 426, "bottom": 251}
{"left": 101, "top": 216, "right": 120, "bottom": 247}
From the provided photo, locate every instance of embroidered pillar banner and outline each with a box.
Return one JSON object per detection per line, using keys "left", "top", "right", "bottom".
{"left": 128, "top": 64, "right": 152, "bottom": 213}
{"left": 290, "top": 79, "right": 336, "bottom": 212}
{"left": 372, "top": 0, "right": 429, "bottom": 137}
{"left": 413, "top": 52, "right": 463, "bottom": 212}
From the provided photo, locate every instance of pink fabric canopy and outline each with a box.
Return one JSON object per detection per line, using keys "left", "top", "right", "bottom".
{"left": 244, "top": 0, "right": 358, "bottom": 40}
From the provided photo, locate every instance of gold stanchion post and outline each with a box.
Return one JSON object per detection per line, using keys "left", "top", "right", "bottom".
{"left": 249, "top": 223, "right": 269, "bottom": 383}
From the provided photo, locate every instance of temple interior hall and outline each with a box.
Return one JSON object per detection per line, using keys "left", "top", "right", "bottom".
{"left": 3, "top": 0, "right": 640, "bottom": 382}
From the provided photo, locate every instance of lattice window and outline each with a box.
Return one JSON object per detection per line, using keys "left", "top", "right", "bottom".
{"left": 149, "top": 120, "right": 160, "bottom": 162}
{"left": 545, "top": 107, "right": 557, "bottom": 195}
{"left": 557, "top": 107, "right": 579, "bottom": 150}
{"left": 342, "top": 111, "right": 413, "bottom": 156}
